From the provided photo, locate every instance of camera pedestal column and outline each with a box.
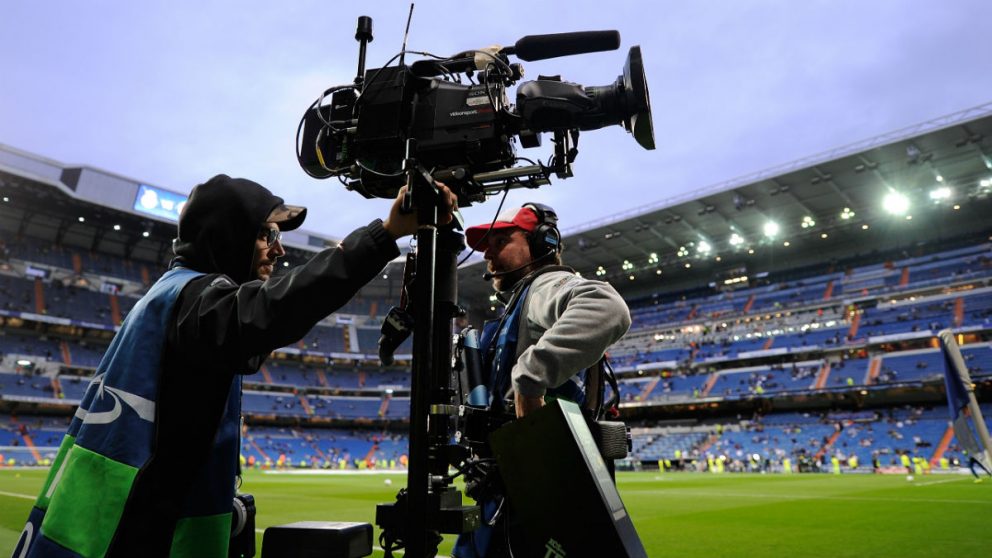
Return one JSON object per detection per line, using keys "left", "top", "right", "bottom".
{"left": 376, "top": 150, "right": 479, "bottom": 557}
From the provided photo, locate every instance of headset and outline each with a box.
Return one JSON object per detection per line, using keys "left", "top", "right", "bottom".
{"left": 522, "top": 202, "right": 562, "bottom": 260}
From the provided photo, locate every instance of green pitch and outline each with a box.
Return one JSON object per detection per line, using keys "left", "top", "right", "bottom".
{"left": 2, "top": 469, "right": 991, "bottom": 556}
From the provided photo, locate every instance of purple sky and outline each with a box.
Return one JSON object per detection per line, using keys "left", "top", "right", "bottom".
{"left": 2, "top": 0, "right": 990, "bottom": 240}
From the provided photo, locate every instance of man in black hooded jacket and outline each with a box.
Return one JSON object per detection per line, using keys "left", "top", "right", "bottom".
{"left": 15, "top": 174, "right": 456, "bottom": 557}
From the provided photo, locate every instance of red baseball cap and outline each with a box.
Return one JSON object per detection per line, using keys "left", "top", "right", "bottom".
{"left": 465, "top": 206, "right": 540, "bottom": 250}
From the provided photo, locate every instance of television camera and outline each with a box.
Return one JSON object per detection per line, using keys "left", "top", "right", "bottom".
{"left": 278, "top": 12, "right": 654, "bottom": 558}
{"left": 296, "top": 15, "right": 654, "bottom": 205}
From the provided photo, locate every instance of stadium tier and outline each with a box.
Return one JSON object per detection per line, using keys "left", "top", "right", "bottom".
{"left": 3, "top": 233, "right": 990, "bottom": 468}
{"left": 3, "top": 107, "right": 992, "bottom": 471}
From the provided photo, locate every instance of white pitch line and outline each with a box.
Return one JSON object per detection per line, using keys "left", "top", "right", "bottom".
{"left": 637, "top": 489, "right": 992, "bottom": 505}
{"left": 0, "top": 490, "right": 35, "bottom": 500}
{"left": 913, "top": 477, "right": 969, "bottom": 487}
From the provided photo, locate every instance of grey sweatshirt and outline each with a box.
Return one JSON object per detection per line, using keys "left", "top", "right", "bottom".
{"left": 510, "top": 270, "right": 632, "bottom": 398}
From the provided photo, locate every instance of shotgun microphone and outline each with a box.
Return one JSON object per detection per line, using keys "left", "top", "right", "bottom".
{"left": 505, "top": 30, "right": 621, "bottom": 61}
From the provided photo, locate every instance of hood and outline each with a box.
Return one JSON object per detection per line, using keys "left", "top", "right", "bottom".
{"left": 172, "top": 174, "right": 306, "bottom": 284}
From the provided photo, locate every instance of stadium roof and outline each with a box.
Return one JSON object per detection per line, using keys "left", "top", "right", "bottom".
{"left": 0, "top": 145, "right": 346, "bottom": 262}
{"left": 457, "top": 102, "right": 992, "bottom": 311}
{"left": 3, "top": 103, "right": 992, "bottom": 317}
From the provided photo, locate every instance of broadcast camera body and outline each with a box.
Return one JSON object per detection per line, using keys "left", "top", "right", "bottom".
{"left": 281, "top": 14, "right": 654, "bottom": 558}
{"left": 297, "top": 16, "right": 654, "bottom": 204}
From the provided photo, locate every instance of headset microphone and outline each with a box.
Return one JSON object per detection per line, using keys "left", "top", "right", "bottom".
{"left": 482, "top": 252, "right": 554, "bottom": 281}
{"left": 482, "top": 266, "right": 520, "bottom": 282}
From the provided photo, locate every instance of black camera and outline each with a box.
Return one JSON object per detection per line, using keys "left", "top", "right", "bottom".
{"left": 230, "top": 493, "right": 256, "bottom": 558}
{"left": 296, "top": 17, "right": 654, "bottom": 204}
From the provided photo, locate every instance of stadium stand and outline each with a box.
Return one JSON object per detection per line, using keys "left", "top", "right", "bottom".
{"left": 3, "top": 106, "right": 992, "bottom": 472}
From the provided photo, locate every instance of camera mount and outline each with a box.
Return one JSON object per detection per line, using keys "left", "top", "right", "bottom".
{"left": 283, "top": 14, "right": 657, "bottom": 558}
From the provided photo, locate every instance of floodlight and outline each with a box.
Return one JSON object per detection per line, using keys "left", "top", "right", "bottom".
{"left": 139, "top": 189, "right": 159, "bottom": 210}
{"left": 883, "top": 192, "right": 910, "bottom": 215}
{"left": 929, "top": 187, "right": 951, "bottom": 201}
{"left": 763, "top": 221, "right": 779, "bottom": 238}
{"left": 800, "top": 216, "right": 815, "bottom": 229}
{"left": 729, "top": 233, "right": 744, "bottom": 246}
{"left": 113, "top": 224, "right": 121, "bottom": 231}
{"left": 840, "top": 207, "right": 855, "bottom": 220}
{"left": 697, "top": 241, "right": 712, "bottom": 255}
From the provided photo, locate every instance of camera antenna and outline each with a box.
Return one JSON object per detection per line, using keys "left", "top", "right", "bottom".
{"left": 398, "top": 3, "right": 415, "bottom": 67}
{"left": 354, "top": 15, "right": 374, "bottom": 86}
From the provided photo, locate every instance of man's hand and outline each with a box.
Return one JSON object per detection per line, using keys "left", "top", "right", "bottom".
{"left": 382, "top": 182, "right": 459, "bottom": 240}
{"left": 514, "top": 392, "right": 545, "bottom": 418}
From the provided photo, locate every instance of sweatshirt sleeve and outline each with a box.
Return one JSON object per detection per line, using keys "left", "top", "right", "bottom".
{"left": 172, "top": 219, "right": 399, "bottom": 370}
{"left": 511, "top": 272, "right": 631, "bottom": 398}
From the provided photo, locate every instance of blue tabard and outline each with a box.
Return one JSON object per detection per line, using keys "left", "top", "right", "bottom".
{"left": 15, "top": 266, "right": 245, "bottom": 558}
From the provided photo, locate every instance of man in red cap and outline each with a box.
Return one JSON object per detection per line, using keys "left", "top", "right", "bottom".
{"left": 16, "top": 175, "right": 457, "bottom": 558}
{"left": 454, "top": 202, "right": 630, "bottom": 558}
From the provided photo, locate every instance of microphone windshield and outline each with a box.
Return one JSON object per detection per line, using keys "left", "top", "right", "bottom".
{"left": 513, "top": 30, "right": 620, "bottom": 62}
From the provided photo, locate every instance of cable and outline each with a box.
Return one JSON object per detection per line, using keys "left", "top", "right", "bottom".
{"left": 461, "top": 49, "right": 513, "bottom": 74}
{"left": 488, "top": 496, "right": 507, "bottom": 527}
{"left": 356, "top": 159, "right": 405, "bottom": 178}
{"left": 456, "top": 186, "right": 511, "bottom": 266}
{"left": 356, "top": 49, "right": 447, "bottom": 105}
{"left": 505, "top": 509, "right": 517, "bottom": 558}
{"left": 295, "top": 84, "right": 359, "bottom": 179}
{"left": 315, "top": 85, "right": 358, "bottom": 128}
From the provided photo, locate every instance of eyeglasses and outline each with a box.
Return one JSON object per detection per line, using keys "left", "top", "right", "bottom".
{"left": 259, "top": 227, "right": 282, "bottom": 247}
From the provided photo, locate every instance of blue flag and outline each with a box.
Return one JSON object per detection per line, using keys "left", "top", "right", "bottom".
{"left": 938, "top": 330, "right": 992, "bottom": 473}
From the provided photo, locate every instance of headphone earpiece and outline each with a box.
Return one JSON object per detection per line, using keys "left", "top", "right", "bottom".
{"left": 522, "top": 202, "right": 562, "bottom": 260}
